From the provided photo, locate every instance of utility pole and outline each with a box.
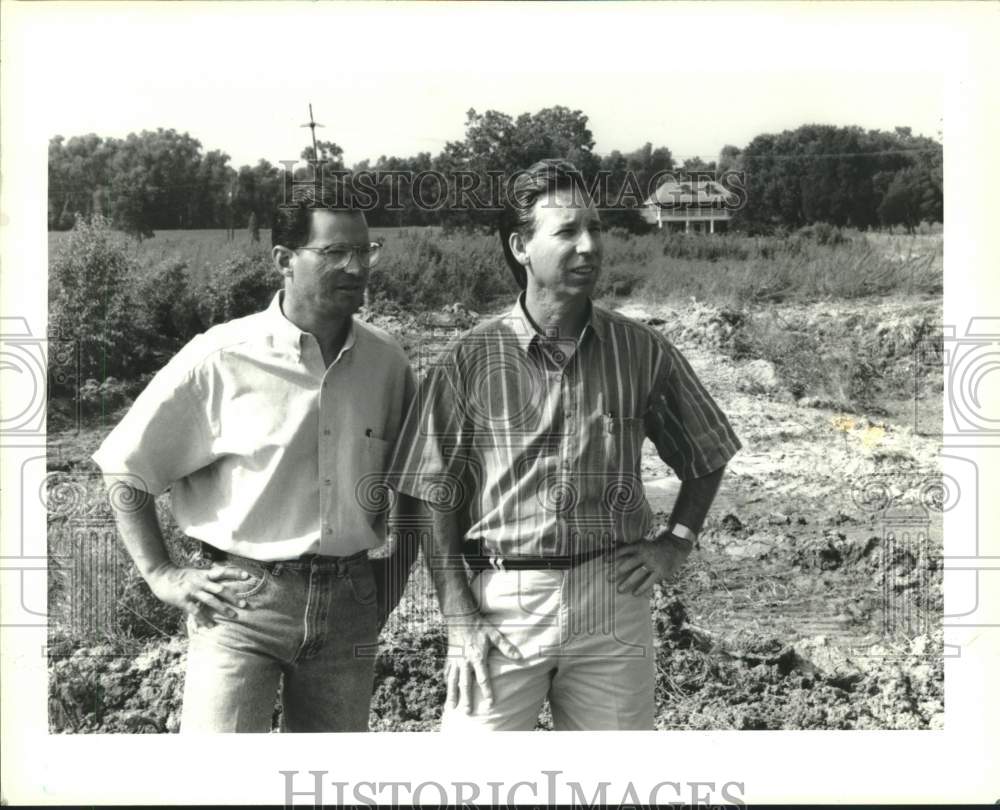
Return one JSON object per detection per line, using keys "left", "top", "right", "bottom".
{"left": 300, "top": 103, "right": 325, "bottom": 161}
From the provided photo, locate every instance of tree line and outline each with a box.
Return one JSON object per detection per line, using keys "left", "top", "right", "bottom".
{"left": 48, "top": 108, "right": 942, "bottom": 237}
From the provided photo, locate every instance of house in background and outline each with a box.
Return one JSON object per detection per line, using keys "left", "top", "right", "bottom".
{"left": 642, "top": 179, "right": 739, "bottom": 233}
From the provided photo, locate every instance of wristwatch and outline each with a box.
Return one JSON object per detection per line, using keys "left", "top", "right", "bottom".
{"left": 665, "top": 521, "right": 697, "bottom": 552}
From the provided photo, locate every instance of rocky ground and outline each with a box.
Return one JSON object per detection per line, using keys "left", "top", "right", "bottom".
{"left": 48, "top": 294, "right": 945, "bottom": 732}
{"left": 621, "top": 296, "right": 944, "bottom": 730}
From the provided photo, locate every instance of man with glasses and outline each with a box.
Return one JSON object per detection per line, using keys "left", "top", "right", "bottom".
{"left": 93, "top": 188, "right": 418, "bottom": 732}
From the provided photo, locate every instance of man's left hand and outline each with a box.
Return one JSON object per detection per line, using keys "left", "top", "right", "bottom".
{"left": 608, "top": 534, "right": 692, "bottom": 596}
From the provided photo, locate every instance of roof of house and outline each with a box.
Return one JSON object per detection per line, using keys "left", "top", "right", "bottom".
{"left": 645, "top": 180, "right": 737, "bottom": 206}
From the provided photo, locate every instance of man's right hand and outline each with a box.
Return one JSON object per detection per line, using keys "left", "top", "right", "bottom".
{"left": 446, "top": 614, "right": 521, "bottom": 714}
{"left": 147, "top": 562, "right": 254, "bottom": 628}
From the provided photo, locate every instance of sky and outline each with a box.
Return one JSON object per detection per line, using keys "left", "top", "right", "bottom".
{"left": 12, "top": 2, "right": 946, "bottom": 170}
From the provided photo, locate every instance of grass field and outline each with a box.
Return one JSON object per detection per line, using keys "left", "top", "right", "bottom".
{"left": 48, "top": 224, "right": 942, "bottom": 310}
{"left": 48, "top": 226, "right": 433, "bottom": 294}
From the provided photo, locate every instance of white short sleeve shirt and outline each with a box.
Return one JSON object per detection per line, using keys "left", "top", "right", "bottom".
{"left": 93, "top": 292, "right": 415, "bottom": 560}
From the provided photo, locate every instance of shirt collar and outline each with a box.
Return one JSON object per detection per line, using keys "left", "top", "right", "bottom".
{"left": 505, "top": 292, "right": 606, "bottom": 354}
{"left": 264, "top": 291, "right": 356, "bottom": 363}
{"left": 265, "top": 291, "right": 304, "bottom": 358}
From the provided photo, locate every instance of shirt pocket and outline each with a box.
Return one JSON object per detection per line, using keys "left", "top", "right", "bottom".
{"left": 602, "top": 416, "right": 646, "bottom": 471}
{"left": 364, "top": 433, "right": 393, "bottom": 473}
{"left": 599, "top": 416, "right": 647, "bottom": 517}
{"left": 356, "top": 433, "right": 395, "bottom": 517}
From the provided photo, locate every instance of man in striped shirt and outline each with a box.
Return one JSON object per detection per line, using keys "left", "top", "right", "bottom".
{"left": 388, "top": 159, "right": 741, "bottom": 730}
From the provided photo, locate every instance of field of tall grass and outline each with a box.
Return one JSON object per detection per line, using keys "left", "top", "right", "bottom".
{"left": 46, "top": 219, "right": 941, "bottom": 434}
{"left": 48, "top": 222, "right": 942, "bottom": 316}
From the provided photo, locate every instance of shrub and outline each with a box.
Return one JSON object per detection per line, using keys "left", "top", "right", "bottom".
{"left": 49, "top": 220, "right": 273, "bottom": 397}
{"left": 49, "top": 216, "right": 144, "bottom": 391}
{"left": 594, "top": 263, "right": 647, "bottom": 298}
{"left": 599, "top": 208, "right": 654, "bottom": 236}
{"left": 132, "top": 259, "right": 204, "bottom": 360}
{"left": 195, "top": 251, "right": 278, "bottom": 328}
{"left": 78, "top": 375, "right": 150, "bottom": 417}
{"left": 662, "top": 233, "right": 753, "bottom": 262}
{"left": 368, "top": 230, "right": 516, "bottom": 311}
{"left": 796, "top": 222, "right": 849, "bottom": 246}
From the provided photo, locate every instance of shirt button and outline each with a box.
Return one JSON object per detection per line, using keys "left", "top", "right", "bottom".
{"left": 324, "top": 478, "right": 332, "bottom": 486}
{"left": 323, "top": 429, "right": 331, "bottom": 436}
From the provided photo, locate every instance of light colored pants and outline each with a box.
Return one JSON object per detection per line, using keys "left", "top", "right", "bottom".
{"left": 180, "top": 551, "right": 379, "bottom": 733}
{"left": 442, "top": 555, "right": 655, "bottom": 731}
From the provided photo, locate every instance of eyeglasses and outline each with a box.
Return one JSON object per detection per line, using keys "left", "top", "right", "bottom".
{"left": 296, "top": 241, "right": 382, "bottom": 270}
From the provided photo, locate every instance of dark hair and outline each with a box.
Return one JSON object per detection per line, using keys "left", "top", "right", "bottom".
{"left": 271, "top": 181, "right": 362, "bottom": 250}
{"left": 498, "top": 159, "right": 590, "bottom": 290}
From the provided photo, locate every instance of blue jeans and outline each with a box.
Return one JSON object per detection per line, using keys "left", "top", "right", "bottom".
{"left": 180, "top": 550, "right": 379, "bottom": 733}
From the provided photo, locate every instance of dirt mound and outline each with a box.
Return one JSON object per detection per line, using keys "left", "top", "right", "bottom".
{"left": 48, "top": 628, "right": 452, "bottom": 734}
{"left": 652, "top": 594, "right": 944, "bottom": 730}
{"left": 369, "top": 628, "right": 448, "bottom": 732}
{"left": 790, "top": 531, "right": 882, "bottom": 571}
{"left": 629, "top": 298, "right": 941, "bottom": 412}
{"left": 618, "top": 300, "right": 746, "bottom": 354}
{"left": 673, "top": 306, "right": 748, "bottom": 353}
{"left": 416, "top": 302, "right": 480, "bottom": 331}
{"left": 49, "top": 638, "right": 187, "bottom": 733}
{"left": 47, "top": 595, "right": 943, "bottom": 733}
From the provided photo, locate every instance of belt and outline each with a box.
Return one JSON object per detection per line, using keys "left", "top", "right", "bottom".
{"left": 199, "top": 541, "right": 366, "bottom": 568}
{"left": 463, "top": 546, "right": 611, "bottom": 573}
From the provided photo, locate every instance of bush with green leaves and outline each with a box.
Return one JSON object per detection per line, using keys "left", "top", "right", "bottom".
{"left": 194, "top": 250, "right": 279, "bottom": 327}
{"left": 49, "top": 215, "right": 144, "bottom": 392}
{"left": 77, "top": 375, "right": 150, "bottom": 417}
{"left": 131, "top": 259, "right": 204, "bottom": 361}
{"left": 368, "top": 230, "right": 516, "bottom": 311}
{"left": 796, "top": 222, "right": 849, "bottom": 246}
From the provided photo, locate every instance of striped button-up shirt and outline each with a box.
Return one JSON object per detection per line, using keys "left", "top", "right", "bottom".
{"left": 93, "top": 292, "right": 415, "bottom": 561}
{"left": 387, "top": 295, "right": 741, "bottom": 557}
